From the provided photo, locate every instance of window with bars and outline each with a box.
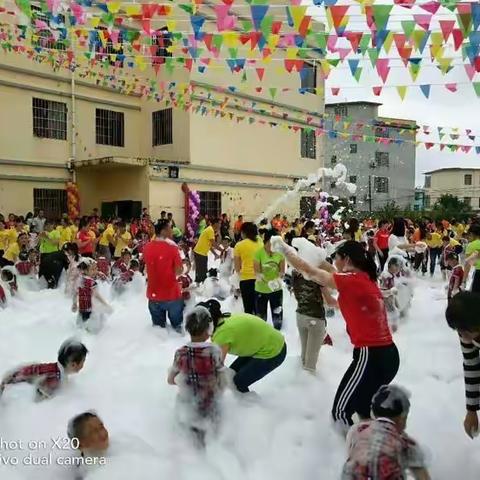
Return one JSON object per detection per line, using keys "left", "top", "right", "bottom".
{"left": 333, "top": 105, "right": 348, "bottom": 117}
{"left": 31, "top": 5, "right": 66, "bottom": 50}
{"left": 93, "top": 27, "right": 124, "bottom": 66}
{"left": 32, "top": 98, "right": 67, "bottom": 140}
{"left": 33, "top": 188, "right": 67, "bottom": 220}
{"left": 301, "top": 62, "right": 317, "bottom": 93}
{"left": 349, "top": 175, "right": 357, "bottom": 184}
{"left": 375, "top": 151, "right": 390, "bottom": 168}
{"left": 350, "top": 196, "right": 357, "bottom": 205}
{"left": 301, "top": 129, "right": 316, "bottom": 159}
{"left": 331, "top": 155, "right": 337, "bottom": 165}
{"left": 152, "top": 27, "right": 172, "bottom": 66}
{"left": 96, "top": 109, "right": 124, "bottom": 147}
{"left": 374, "top": 177, "right": 389, "bottom": 193}
{"left": 465, "top": 174, "right": 473, "bottom": 185}
{"left": 152, "top": 109, "right": 173, "bottom": 146}
{"left": 199, "top": 192, "right": 222, "bottom": 220}
{"left": 350, "top": 144, "right": 357, "bottom": 154}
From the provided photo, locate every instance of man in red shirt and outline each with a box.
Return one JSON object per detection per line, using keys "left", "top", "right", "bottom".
{"left": 374, "top": 219, "right": 391, "bottom": 271}
{"left": 143, "top": 220, "right": 184, "bottom": 333}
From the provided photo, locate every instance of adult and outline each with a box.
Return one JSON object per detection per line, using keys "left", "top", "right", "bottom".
{"left": 193, "top": 218, "right": 220, "bottom": 284}
{"left": 220, "top": 213, "right": 230, "bottom": 239}
{"left": 39, "top": 220, "right": 60, "bottom": 255}
{"left": 31, "top": 209, "right": 46, "bottom": 234}
{"left": 233, "top": 215, "right": 244, "bottom": 242}
{"left": 199, "top": 299, "right": 286, "bottom": 393}
{"left": 412, "top": 221, "right": 428, "bottom": 274}
{"left": 143, "top": 220, "right": 184, "bottom": 332}
{"left": 39, "top": 242, "right": 73, "bottom": 289}
{"left": 446, "top": 291, "right": 480, "bottom": 438}
{"left": 388, "top": 217, "right": 413, "bottom": 255}
{"left": 0, "top": 232, "right": 29, "bottom": 266}
{"left": 273, "top": 239, "right": 399, "bottom": 433}
{"left": 344, "top": 218, "right": 362, "bottom": 242}
{"left": 0, "top": 220, "right": 10, "bottom": 259}
{"left": 426, "top": 222, "right": 443, "bottom": 277}
{"left": 76, "top": 218, "right": 97, "bottom": 258}
{"left": 271, "top": 214, "right": 283, "bottom": 232}
{"left": 98, "top": 221, "right": 115, "bottom": 261}
{"left": 160, "top": 211, "right": 167, "bottom": 220}
{"left": 167, "top": 212, "right": 176, "bottom": 228}
{"left": 464, "top": 223, "right": 480, "bottom": 292}
{"left": 25, "top": 212, "right": 34, "bottom": 229}
{"left": 301, "top": 220, "right": 316, "bottom": 243}
{"left": 234, "top": 222, "right": 262, "bottom": 314}
{"left": 253, "top": 229, "right": 285, "bottom": 330}
{"left": 113, "top": 222, "right": 132, "bottom": 259}
{"left": 373, "top": 219, "right": 390, "bottom": 272}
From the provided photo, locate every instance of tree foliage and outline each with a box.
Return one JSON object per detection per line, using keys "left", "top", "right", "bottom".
{"left": 431, "top": 194, "right": 471, "bottom": 222}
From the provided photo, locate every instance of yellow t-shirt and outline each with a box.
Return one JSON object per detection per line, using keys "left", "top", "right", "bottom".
{"left": 57, "top": 226, "right": 73, "bottom": 247}
{"left": 114, "top": 231, "right": 132, "bottom": 257}
{"left": 99, "top": 224, "right": 115, "bottom": 247}
{"left": 0, "top": 230, "right": 11, "bottom": 251}
{"left": 426, "top": 232, "right": 443, "bottom": 248}
{"left": 354, "top": 230, "right": 363, "bottom": 242}
{"left": 194, "top": 226, "right": 215, "bottom": 257}
{"left": 69, "top": 225, "right": 79, "bottom": 239}
{"left": 3, "top": 242, "right": 20, "bottom": 263}
{"left": 454, "top": 224, "right": 465, "bottom": 238}
{"left": 234, "top": 238, "right": 263, "bottom": 281}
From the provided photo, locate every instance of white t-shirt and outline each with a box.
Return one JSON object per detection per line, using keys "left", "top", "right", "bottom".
{"left": 388, "top": 235, "right": 407, "bottom": 252}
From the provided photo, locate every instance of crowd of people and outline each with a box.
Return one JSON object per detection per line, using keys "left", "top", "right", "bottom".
{"left": 3, "top": 204, "right": 480, "bottom": 479}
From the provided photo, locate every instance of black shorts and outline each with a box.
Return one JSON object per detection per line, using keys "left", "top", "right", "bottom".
{"left": 79, "top": 311, "right": 91, "bottom": 322}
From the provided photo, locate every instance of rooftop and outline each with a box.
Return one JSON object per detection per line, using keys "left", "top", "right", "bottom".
{"left": 424, "top": 167, "right": 480, "bottom": 175}
{"left": 325, "top": 101, "right": 382, "bottom": 107}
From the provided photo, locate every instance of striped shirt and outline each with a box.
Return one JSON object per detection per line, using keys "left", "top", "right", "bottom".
{"left": 460, "top": 337, "right": 480, "bottom": 411}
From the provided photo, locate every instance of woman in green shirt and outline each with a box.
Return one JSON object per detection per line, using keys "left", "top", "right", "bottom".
{"left": 198, "top": 299, "right": 286, "bottom": 393}
{"left": 253, "top": 229, "right": 285, "bottom": 330}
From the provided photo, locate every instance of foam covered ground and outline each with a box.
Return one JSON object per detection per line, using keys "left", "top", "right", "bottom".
{"left": 0, "top": 274, "right": 479, "bottom": 479}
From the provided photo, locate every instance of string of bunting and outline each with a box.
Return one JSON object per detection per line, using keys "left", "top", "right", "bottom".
{"left": 1, "top": 0, "right": 479, "bottom": 82}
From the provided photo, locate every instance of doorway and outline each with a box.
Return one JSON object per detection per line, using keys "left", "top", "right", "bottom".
{"left": 101, "top": 201, "right": 142, "bottom": 221}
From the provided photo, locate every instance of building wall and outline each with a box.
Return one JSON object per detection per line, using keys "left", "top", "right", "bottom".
{"left": 425, "top": 169, "right": 480, "bottom": 210}
{"left": 324, "top": 104, "right": 416, "bottom": 212}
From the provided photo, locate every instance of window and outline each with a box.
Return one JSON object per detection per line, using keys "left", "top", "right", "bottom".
{"left": 152, "top": 27, "right": 172, "bottom": 66}
{"left": 374, "top": 126, "right": 389, "bottom": 138}
{"left": 152, "top": 109, "right": 173, "bottom": 146}
{"left": 300, "top": 197, "right": 316, "bottom": 218}
{"left": 349, "top": 175, "right": 357, "bottom": 184}
{"left": 94, "top": 27, "right": 124, "bottom": 66}
{"left": 199, "top": 192, "right": 221, "bottom": 219}
{"left": 331, "top": 155, "right": 337, "bottom": 165}
{"left": 374, "top": 177, "right": 389, "bottom": 193}
{"left": 350, "top": 196, "right": 357, "bottom": 205}
{"left": 31, "top": 5, "right": 66, "bottom": 50}
{"left": 465, "top": 174, "right": 473, "bottom": 185}
{"left": 464, "top": 197, "right": 471, "bottom": 206}
{"left": 350, "top": 144, "right": 357, "bottom": 154}
{"left": 301, "top": 129, "right": 316, "bottom": 159}
{"left": 330, "top": 182, "right": 337, "bottom": 189}
{"left": 333, "top": 105, "right": 348, "bottom": 117}
{"left": 414, "top": 191, "right": 424, "bottom": 201}
{"left": 96, "top": 109, "right": 124, "bottom": 146}
{"left": 301, "top": 62, "right": 317, "bottom": 93}
{"left": 424, "top": 175, "right": 431, "bottom": 188}
{"left": 375, "top": 151, "right": 390, "bottom": 168}
{"left": 33, "top": 188, "right": 67, "bottom": 219}
{"left": 32, "top": 98, "right": 67, "bottom": 140}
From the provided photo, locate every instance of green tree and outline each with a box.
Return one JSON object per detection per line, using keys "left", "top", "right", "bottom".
{"left": 431, "top": 194, "right": 470, "bottom": 221}
{"left": 374, "top": 201, "right": 401, "bottom": 221}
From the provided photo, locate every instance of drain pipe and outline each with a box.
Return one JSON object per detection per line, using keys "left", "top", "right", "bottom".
{"left": 69, "top": 26, "right": 77, "bottom": 183}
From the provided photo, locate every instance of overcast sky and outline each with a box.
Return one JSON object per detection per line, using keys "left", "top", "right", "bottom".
{"left": 309, "top": 2, "right": 480, "bottom": 187}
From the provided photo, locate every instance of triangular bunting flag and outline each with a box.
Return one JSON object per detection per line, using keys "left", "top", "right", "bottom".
{"left": 396, "top": 86, "right": 407, "bottom": 100}
{"left": 420, "top": 84, "right": 431, "bottom": 98}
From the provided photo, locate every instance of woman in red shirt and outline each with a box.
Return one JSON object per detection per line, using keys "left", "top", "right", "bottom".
{"left": 273, "top": 239, "right": 399, "bottom": 434}
{"left": 373, "top": 219, "right": 390, "bottom": 272}
{"left": 76, "top": 218, "right": 97, "bottom": 258}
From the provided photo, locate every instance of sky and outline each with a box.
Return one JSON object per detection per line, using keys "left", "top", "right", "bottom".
{"left": 309, "top": 2, "right": 480, "bottom": 187}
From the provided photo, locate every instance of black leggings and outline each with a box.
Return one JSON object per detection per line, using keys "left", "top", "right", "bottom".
{"left": 255, "top": 290, "right": 283, "bottom": 330}
{"left": 239, "top": 279, "right": 256, "bottom": 314}
{"left": 472, "top": 270, "right": 480, "bottom": 293}
{"left": 378, "top": 248, "right": 389, "bottom": 272}
{"left": 332, "top": 343, "right": 400, "bottom": 431}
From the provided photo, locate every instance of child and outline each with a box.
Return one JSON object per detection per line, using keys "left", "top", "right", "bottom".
{"left": 1, "top": 268, "right": 18, "bottom": 297}
{"left": 0, "top": 339, "right": 88, "bottom": 400}
{"left": 440, "top": 235, "right": 455, "bottom": 280}
{"left": 218, "top": 236, "right": 234, "bottom": 279}
{"left": 0, "top": 283, "right": 6, "bottom": 308}
{"left": 446, "top": 252, "right": 464, "bottom": 302}
{"left": 64, "top": 243, "right": 80, "bottom": 297}
{"left": 178, "top": 258, "right": 194, "bottom": 303}
{"left": 203, "top": 268, "right": 230, "bottom": 301}
{"left": 380, "top": 257, "right": 401, "bottom": 333}
{"left": 15, "top": 249, "right": 35, "bottom": 276}
{"left": 96, "top": 256, "right": 111, "bottom": 282}
{"left": 168, "top": 305, "right": 227, "bottom": 446}
{"left": 72, "top": 258, "right": 111, "bottom": 333}
{"left": 291, "top": 267, "right": 335, "bottom": 373}
{"left": 112, "top": 249, "right": 133, "bottom": 293}
{"left": 342, "top": 384, "right": 430, "bottom": 480}
{"left": 67, "top": 411, "right": 109, "bottom": 479}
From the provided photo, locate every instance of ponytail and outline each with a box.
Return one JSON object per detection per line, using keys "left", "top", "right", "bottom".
{"left": 336, "top": 241, "right": 378, "bottom": 282}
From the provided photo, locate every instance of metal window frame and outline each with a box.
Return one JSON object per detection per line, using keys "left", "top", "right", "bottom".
{"left": 349, "top": 144, "right": 358, "bottom": 154}
{"left": 199, "top": 191, "right": 222, "bottom": 219}
{"left": 464, "top": 174, "right": 473, "bottom": 186}
{"left": 374, "top": 176, "right": 389, "bottom": 193}
{"left": 300, "top": 129, "right": 316, "bottom": 159}
{"left": 152, "top": 108, "right": 173, "bottom": 146}
{"left": 95, "top": 108, "right": 125, "bottom": 147}
{"left": 33, "top": 188, "right": 67, "bottom": 220}
{"left": 375, "top": 151, "right": 390, "bottom": 168}
{"left": 300, "top": 61, "right": 317, "bottom": 94}
{"left": 32, "top": 97, "right": 67, "bottom": 140}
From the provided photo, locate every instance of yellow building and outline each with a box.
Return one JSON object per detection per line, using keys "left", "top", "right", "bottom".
{"left": 0, "top": 2, "right": 325, "bottom": 227}
{"left": 424, "top": 168, "right": 480, "bottom": 211}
